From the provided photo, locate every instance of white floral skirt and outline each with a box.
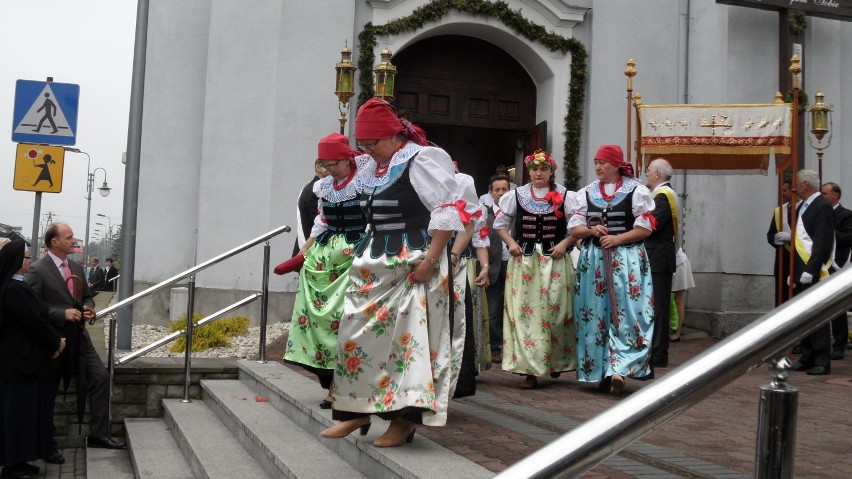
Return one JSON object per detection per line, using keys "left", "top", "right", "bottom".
{"left": 331, "top": 245, "right": 461, "bottom": 427}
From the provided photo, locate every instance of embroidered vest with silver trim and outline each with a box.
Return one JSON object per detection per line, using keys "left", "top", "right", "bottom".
{"left": 586, "top": 189, "right": 641, "bottom": 247}
{"left": 316, "top": 198, "right": 367, "bottom": 247}
{"left": 357, "top": 159, "right": 431, "bottom": 258}
{"left": 513, "top": 193, "right": 567, "bottom": 256}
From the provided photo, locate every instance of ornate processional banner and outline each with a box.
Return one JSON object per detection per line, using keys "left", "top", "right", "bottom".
{"left": 638, "top": 104, "right": 792, "bottom": 173}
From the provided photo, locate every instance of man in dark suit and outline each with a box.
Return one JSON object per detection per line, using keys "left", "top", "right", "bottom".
{"left": 87, "top": 256, "right": 105, "bottom": 294}
{"left": 766, "top": 180, "right": 798, "bottom": 306}
{"left": 25, "top": 223, "right": 126, "bottom": 452}
{"left": 790, "top": 171, "right": 835, "bottom": 375}
{"left": 483, "top": 174, "right": 511, "bottom": 363}
{"left": 102, "top": 258, "right": 119, "bottom": 292}
{"left": 821, "top": 182, "right": 852, "bottom": 360}
{"left": 644, "top": 159, "right": 678, "bottom": 369}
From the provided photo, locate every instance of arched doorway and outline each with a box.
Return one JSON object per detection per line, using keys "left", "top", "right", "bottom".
{"left": 393, "top": 35, "right": 539, "bottom": 194}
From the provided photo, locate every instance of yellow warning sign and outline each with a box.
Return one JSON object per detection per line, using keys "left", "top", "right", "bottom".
{"left": 14, "top": 143, "right": 65, "bottom": 193}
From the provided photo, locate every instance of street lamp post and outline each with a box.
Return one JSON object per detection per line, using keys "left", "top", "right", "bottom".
{"left": 65, "top": 148, "right": 111, "bottom": 265}
{"left": 97, "top": 213, "right": 114, "bottom": 260}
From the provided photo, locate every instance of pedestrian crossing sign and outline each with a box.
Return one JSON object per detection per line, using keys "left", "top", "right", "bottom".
{"left": 11, "top": 80, "right": 80, "bottom": 146}
{"left": 13, "top": 143, "right": 65, "bottom": 193}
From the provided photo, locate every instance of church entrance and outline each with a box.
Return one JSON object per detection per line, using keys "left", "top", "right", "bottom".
{"left": 393, "top": 35, "right": 539, "bottom": 194}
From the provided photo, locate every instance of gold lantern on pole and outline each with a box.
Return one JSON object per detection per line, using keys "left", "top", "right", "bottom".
{"left": 807, "top": 91, "right": 833, "bottom": 184}
{"left": 335, "top": 42, "right": 357, "bottom": 134}
{"left": 373, "top": 48, "right": 397, "bottom": 102}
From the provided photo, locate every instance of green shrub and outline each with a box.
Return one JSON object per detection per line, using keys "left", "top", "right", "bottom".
{"left": 168, "top": 313, "right": 249, "bottom": 353}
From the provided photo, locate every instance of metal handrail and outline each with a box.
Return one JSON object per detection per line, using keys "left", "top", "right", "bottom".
{"left": 96, "top": 225, "right": 290, "bottom": 425}
{"left": 97, "top": 224, "right": 289, "bottom": 319}
{"left": 496, "top": 266, "right": 852, "bottom": 479}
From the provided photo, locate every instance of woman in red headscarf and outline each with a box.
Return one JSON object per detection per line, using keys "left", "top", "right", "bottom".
{"left": 321, "top": 99, "right": 474, "bottom": 448}
{"left": 493, "top": 150, "right": 578, "bottom": 389}
{"left": 280, "top": 133, "right": 366, "bottom": 409}
{"left": 569, "top": 145, "right": 655, "bottom": 395}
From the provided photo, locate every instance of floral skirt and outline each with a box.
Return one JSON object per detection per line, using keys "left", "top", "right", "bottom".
{"left": 283, "top": 235, "right": 356, "bottom": 376}
{"left": 502, "top": 244, "right": 577, "bottom": 377}
{"left": 574, "top": 243, "right": 654, "bottom": 382}
{"left": 331, "top": 245, "right": 460, "bottom": 427}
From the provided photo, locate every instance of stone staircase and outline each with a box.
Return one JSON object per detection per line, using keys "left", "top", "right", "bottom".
{"left": 114, "top": 360, "right": 492, "bottom": 479}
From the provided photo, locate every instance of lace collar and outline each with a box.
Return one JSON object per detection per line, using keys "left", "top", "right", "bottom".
{"left": 517, "top": 183, "right": 567, "bottom": 214}
{"left": 356, "top": 142, "right": 424, "bottom": 192}
{"left": 313, "top": 172, "right": 360, "bottom": 203}
{"left": 585, "top": 176, "right": 639, "bottom": 206}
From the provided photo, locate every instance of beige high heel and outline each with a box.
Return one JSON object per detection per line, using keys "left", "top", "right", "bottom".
{"left": 373, "top": 418, "right": 416, "bottom": 448}
{"left": 320, "top": 416, "right": 371, "bottom": 438}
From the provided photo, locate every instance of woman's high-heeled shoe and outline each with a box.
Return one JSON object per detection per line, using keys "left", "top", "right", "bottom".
{"left": 320, "top": 417, "right": 371, "bottom": 438}
{"left": 373, "top": 418, "right": 416, "bottom": 448}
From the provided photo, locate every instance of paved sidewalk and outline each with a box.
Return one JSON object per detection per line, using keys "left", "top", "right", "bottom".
{"left": 415, "top": 330, "right": 852, "bottom": 478}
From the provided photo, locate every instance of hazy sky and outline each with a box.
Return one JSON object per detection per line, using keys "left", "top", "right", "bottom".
{"left": 0, "top": 0, "right": 137, "bottom": 246}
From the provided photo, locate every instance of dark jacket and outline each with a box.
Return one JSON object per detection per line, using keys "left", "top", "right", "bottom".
{"left": 0, "top": 280, "right": 62, "bottom": 380}
{"left": 794, "top": 195, "right": 835, "bottom": 283}
{"left": 644, "top": 183, "right": 676, "bottom": 274}
{"left": 833, "top": 204, "right": 852, "bottom": 268}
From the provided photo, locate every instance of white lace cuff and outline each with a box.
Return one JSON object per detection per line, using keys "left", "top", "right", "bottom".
{"left": 429, "top": 205, "right": 465, "bottom": 234}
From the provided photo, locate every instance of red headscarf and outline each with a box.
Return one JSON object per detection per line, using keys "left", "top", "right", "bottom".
{"left": 317, "top": 133, "right": 356, "bottom": 161}
{"left": 595, "top": 145, "right": 634, "bottom": 178}
{"left": 355, "top": 98, "right": 428, "bottom": 146}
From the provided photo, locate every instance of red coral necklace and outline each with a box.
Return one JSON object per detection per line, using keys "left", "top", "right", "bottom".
{"left": 599, "top": 178, "right": 623, "bottom": 202}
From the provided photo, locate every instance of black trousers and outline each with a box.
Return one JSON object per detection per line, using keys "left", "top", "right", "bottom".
{"left": 50, "top": 331, "right": 110, "bottom": 438}
{"left": 795, "top": 282, "right": 832, "bottom": 369}
{"left": 453, "top": 281, "right": 477, "bottom": 398}
{"left": 831, "top": 311, "right": 849, "bottom": 353}
{"left": 651, "top": 271, "right": 673, "bottom": 365}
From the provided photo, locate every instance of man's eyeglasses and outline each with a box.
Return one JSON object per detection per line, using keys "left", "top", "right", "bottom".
{"left": 315, "top": 161, "right": 340, "bottom": 172}
{"left": 24, "top": 256, "right": 31, "bottom": 259}
{"left": 356, "top": 140, "right": 379, "bottom": 151}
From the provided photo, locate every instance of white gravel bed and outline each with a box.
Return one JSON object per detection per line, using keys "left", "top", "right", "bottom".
{"left": 106, "top": 320, "right": 290, "bottom": 360}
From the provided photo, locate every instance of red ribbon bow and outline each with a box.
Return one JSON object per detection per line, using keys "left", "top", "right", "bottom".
{"left": 479, "top": 225, "right": 490, "bottom": 239}
{"left": 544, "top": 191, "right": 564, "bottom": 218}
{"left": 441, "top": 200, "right": 473, "bottom": 225}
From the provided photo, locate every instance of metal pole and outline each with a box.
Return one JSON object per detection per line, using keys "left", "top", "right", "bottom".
{"left": 117, "top": 0, "right": 149, "bottom": 350}
{"left": 84, "top": 169, "right": 93, "bottom": 266}
{"left": 257, "top": 242, "right": 271, "bottom": 363}
{"left": 107, "top": 314, "right": 117, "bottom": 438}
{"left": 30, "top": 192, "right": 42, "bottom": 259}
{"left": 181, "top": 275, "right": 196, "bottom": 403}
{"left": 755, "top": 356, "right": 798, "bottom": 479}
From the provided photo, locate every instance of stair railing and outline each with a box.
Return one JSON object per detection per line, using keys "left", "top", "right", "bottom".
{"left": 94, "top": 225, "right": 290, "bottom": 425}
{"left": 495, "top": 266, "right": 852, "bottom": 479}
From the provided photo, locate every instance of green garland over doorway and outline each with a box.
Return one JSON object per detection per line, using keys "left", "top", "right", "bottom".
{"left": 356, "top": 0, "right": 587, "bottom": 189}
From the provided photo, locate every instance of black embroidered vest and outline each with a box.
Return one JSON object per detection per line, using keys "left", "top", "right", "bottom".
{"left": 356, "top": 160, "right": 431, "bottom": 258}
{"left": 513, "top": 193, "right": 567, "bottom": 256}
{"left": 586, "top": 189, "right": 641, "bottom": 247}
{"left": 315, "top": 198, "right": 367, "bottom": 247}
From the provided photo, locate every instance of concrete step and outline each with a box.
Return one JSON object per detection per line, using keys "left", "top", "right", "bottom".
{"left": 163, "top": 399, "right": 272, "bottom": 479}
{"left": 237, "top": 360, "right": 493, "bottom": 479}
{"left": 125, "top": 418, "right": 195, "bottom": 479}
{"left": 201, "top": 379, "right": 367, "bottom": 479}
{"left": 86, "top": 446, "right": 135, "bottom": 479}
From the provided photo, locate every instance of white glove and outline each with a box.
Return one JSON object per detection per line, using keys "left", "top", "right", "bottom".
{"left": 774, "top": 232, "right": 791, "bottom": 245}
{"left": 800, "top": 272, "right": 813, "bottom": 285}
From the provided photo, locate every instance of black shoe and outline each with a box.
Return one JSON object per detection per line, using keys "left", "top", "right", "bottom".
{"left": 44, "top": 450, "right": 65, "bottom": 464}
{"left": 805, "top": 365, "right": 830, "bottom": 375}
{"left": 87, "top": 436, "right": 126, "bottom": 449}
{"left": 1, "top": 464, "right": 35, "bottom": 479}
{"left": 652, "top": 356, "right": 668, "bottom": 368}
{"left": 790, "top": 362, "right": 809, "bottom": 372}
{"left": 831, "top": 350, "right": 845, "bottom": 360}
{"left": 18, "top": 465, "right": 38, "bottom": 474}
{"left": 319, "top": 399, "right": 332, "bottom": 409}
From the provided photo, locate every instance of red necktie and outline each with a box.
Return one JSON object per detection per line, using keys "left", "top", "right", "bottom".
{"left": 61, "top": 261, "right": 75, "bottom": 297}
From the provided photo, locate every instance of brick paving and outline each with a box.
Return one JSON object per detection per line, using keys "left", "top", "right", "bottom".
{"left": 414, "top": 333, "right": 852, "bottom": 478}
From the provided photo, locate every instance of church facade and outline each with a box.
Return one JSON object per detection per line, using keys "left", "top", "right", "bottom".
{"left": 133, "top": 0, "right": 852, "bottom": 334}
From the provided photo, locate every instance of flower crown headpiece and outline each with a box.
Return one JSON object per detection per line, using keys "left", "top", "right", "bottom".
{"left": 523, "top": 149, "right": 556, "bottom": 169}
